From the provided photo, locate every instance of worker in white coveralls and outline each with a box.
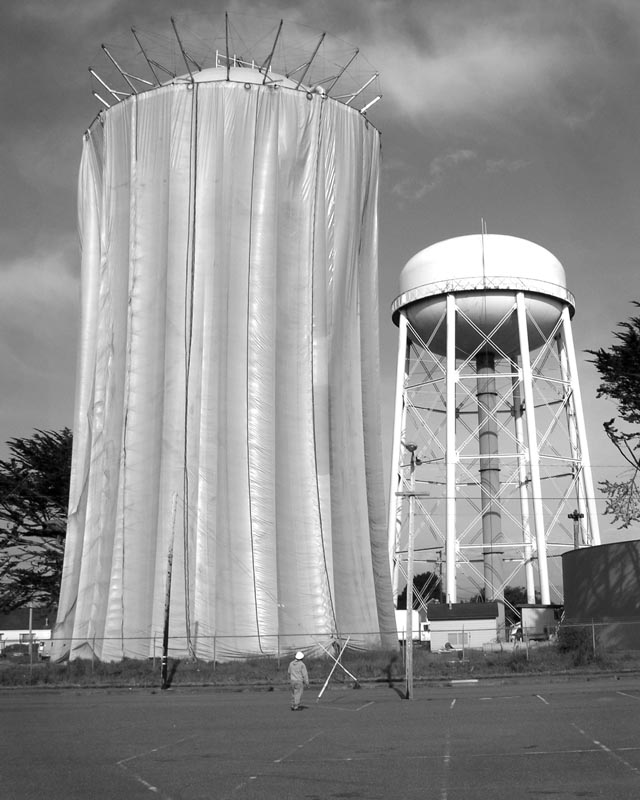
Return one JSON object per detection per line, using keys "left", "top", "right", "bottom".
{"left": 287, "top": 651, "right": 309, "bottom": 710}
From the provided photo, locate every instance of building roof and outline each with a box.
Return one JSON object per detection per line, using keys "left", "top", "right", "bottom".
{"left": 427, "top": 602, "right": 499, "bottom": 621}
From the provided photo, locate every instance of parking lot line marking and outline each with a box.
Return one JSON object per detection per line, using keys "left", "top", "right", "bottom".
{"left": 536, "top": 694, "right": 549, "bottom": 705}
{"left": 618, "top": 691, "right": 640, "bottom": 701}
{"left": 120, "top": 769, "right": 165, "bottom": 796}
{"left": 116, "top": 737, "right": 200, "bottom": 799}
{"left": 450, "top": 699, "right": 456, "bottom": 709}
{"left": 479, "top": 695, "right": 520, "bottom": 701}
{"left": 408, "top": 745, "right": 620, "bottom": 762}
{"left": 273, "top": 731, "right": 324, "bottom": 763}
{"left": 469, "top": 747, "right": 599, "bottom": 758}
{"left": 572, "top": 723, "right": 640, "bottom": 775}
{"left": 117, "top": 763, "right": 173, "bottom": 797}
{"left": 116, "top": 736, "right": 196, "bottom": 766}
{"left": 440, "top": 729, "right": 451, "bottom": 800}
{"left": 356, "top": 701, "right": 374, "bottom": 712}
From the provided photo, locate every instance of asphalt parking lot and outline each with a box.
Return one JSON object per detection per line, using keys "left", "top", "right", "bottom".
{"left": 3, "top": 675, "right": 640, "bottom": 799}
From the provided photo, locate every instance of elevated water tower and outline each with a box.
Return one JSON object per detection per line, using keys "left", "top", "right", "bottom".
{"left": 388, "top": 233, "right": 600, "bottom": 622}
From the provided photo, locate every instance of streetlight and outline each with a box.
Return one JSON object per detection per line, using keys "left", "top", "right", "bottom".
{"left": 568, "top": 509, "right": 585, "bottom": 549}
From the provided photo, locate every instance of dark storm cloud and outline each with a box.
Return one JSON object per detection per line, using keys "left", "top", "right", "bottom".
{"left": 1, "top": 0, "right": 639, "bottom": 536}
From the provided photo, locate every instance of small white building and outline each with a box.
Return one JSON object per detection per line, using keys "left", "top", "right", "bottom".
{"left": 428, "top": 602, "right": 500, "bottom": 650}
{"left": 394, "top": 610, "right": 430, "bottom": 642}
{"left": 518, "top": 604, "right": 563, "bottom": 640}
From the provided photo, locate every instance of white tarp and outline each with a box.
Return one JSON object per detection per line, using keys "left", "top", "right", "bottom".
{"left": 53, "top": 77, "right": 396, "bottom": 661}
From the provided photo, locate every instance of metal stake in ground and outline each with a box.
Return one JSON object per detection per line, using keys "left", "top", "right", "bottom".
{"left": 316, "top": 637, "right": 359, "bottom": 700}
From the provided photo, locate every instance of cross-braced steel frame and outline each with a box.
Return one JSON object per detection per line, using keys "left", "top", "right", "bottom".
{"left": 388, "top": 293, "right": 600, "bottom": 616}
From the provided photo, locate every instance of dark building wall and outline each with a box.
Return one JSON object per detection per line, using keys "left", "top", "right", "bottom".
{"left": 562, "top": 540, "right": 640, "bottom": 649}
{"left": 0, "top": 608, "right": 54, "bottom": 630}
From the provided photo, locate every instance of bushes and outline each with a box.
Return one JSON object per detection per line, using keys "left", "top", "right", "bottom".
{"left": 557, "top": 624, "right": 597, "bottom": 666}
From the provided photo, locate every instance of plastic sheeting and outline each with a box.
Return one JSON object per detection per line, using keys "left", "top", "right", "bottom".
{"left": 53, "top": 77, "right": 397, "bottom": 662}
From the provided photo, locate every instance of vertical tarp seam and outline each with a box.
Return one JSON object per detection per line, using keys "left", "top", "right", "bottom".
{"left": 182, "top": 84, "right": 198, "bottom": 658}
{"left": 310, "top": 95, "right": 338, "bottom": 638}
{"left": 246, "top": 85, "right": 265, "bottom": 653}
{"left": 119, "top": 95, "right": 138, "bottom": 657}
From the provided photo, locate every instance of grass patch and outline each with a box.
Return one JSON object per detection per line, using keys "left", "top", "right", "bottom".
{"left": 1, "top": 642, "right": 639, "bottom": 689}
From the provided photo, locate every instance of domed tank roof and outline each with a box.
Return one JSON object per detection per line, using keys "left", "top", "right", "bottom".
{"left": 392, "top": 234, "right": 576, "bottom": 357}
{"left": 398, "top": 234, "right": 568, "bottom": 300}
{"left": 393, "top": 234, "right": 574, "bottom": 323}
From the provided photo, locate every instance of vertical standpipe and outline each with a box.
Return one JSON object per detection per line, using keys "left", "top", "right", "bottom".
{"left": 476, "top": 351, "right": 505, "bottom": 608}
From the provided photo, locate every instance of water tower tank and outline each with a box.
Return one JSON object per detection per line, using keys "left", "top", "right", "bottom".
{"left": 392, "top": 234, "right": 574, "bottom": 356}
{"left": 388, "top": 233, "right": 600, "bottom": 624}
{"left": 53, "top": 19, "right": 396, "bottom": 663}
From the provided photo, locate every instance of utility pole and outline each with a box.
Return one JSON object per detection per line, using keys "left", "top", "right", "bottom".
{"left": 161, "top": 539, "right": 174, "bottom": 690}
{"left": 403, "top": 442, "right": 421, "bottom": 700}
{"left": 161, "top": 495, "right": 178, "bottom": 690}
{"left": 28, "top": 606, "right": 33, "bottom": 677}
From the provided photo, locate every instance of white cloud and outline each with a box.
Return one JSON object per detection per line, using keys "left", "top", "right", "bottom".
{"left": 430, "top": 149, "right": 477, "bottom": 178}
{"left": 391, "top": 148, "right": 478, "bottom": 200}
{"left": 485, "top": 158, "right": 529, "bottom": 173}
{"left": 389, "top": 149, "right": 532, "bottom": 204}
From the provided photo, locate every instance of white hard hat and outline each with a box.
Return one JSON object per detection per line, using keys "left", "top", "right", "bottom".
{"left": 295, "top": 651, "right": 305, "bottom": 660}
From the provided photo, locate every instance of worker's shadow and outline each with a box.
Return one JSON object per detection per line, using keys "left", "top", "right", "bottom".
{"left": 384, "top": 655, "right": 405, "bottom": 699}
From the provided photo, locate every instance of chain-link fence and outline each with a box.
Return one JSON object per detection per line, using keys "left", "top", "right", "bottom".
{"left": 3, "top": 618, "right": 639, "bottom": 665}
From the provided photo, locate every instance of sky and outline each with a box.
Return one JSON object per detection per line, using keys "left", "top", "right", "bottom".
{"left": 2, "top": 0, "right": 639, "bottom": 545}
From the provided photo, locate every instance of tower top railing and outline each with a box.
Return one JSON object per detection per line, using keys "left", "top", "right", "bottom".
{"left": 87, "top": 15, "right": 381, "bottom": 120}
{"left": 392, "top": 275, "right": 576, "bottom": 325}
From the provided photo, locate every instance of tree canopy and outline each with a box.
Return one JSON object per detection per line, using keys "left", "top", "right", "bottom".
{"left": 0, "top": 428, "right": 72, "bottom": 611}
{"left": 588, "top": 303, "right": 640, "bottom": 528}
{"left": 396, "top": 571, "right": 442, "bottom": 610}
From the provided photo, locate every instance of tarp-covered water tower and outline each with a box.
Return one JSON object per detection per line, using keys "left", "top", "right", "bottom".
{"left": 54, "top": 18, "right": 396, "bottom": 661}
{"left": 388, "top": 233, "right": 600, "bottom": 623}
